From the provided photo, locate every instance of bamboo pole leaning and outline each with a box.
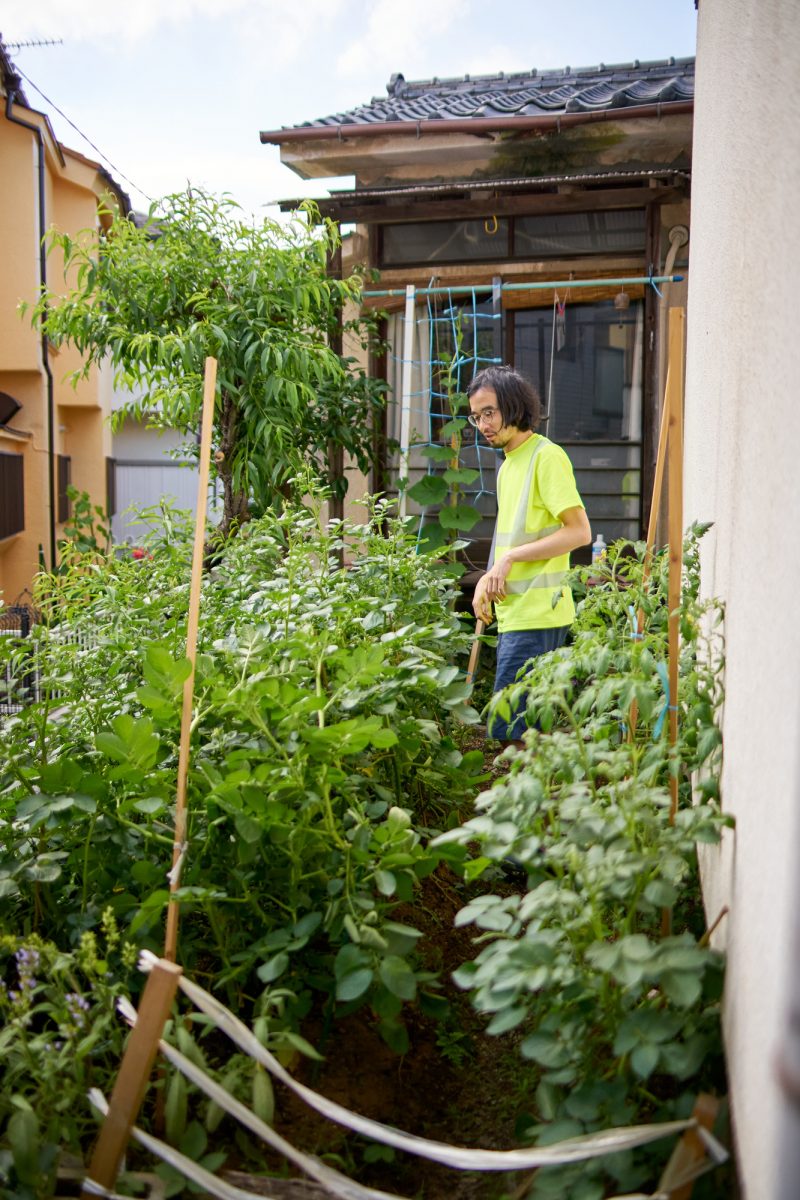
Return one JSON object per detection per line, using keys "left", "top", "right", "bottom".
{"left": 666, "top": 308, "right": 686, "bottom": 825}
{"left": 164, "top": 356, "right": 218, "bottom": 964}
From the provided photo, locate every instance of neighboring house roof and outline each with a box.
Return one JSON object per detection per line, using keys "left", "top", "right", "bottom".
{"left": 261, "top": 58, "right": 694, "bottom": 143}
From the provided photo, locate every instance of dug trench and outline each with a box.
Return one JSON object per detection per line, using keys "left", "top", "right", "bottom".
{"left": 261, "top": 864, "right": 530, "bottom": 1200}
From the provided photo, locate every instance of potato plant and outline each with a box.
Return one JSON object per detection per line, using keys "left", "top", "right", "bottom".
{"left": 0, "top": 494, "right": 481, "bottom": 1057}
{"left": 435, "top": 527, "right": 731, "bottom": 1198}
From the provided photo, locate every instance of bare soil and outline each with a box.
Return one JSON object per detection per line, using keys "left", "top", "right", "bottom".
{"left": 270, "top": 865, "right": 529, "bottom": 1200}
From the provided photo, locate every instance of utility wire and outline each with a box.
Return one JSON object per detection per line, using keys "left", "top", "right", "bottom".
{"left": 12, "top": 62, "right": 154, "bottom": 206}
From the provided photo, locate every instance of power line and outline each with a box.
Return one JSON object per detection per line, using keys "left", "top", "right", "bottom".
{"left": 12, "top": 63, "right": 154, "bottom": 206}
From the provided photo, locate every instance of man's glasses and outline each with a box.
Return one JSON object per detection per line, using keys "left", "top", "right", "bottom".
{"left": 467, "top": 406, "right": 500, "bottom": 428}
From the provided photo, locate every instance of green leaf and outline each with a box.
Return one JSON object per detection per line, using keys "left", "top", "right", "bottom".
{"left": 234, "top": 813, "right": 263, "bottom": 844}
{"left": 520, "top": 1034, "right": 570, "bottom": 1068}
{"left": 438, "top": 504, "right": 481, "bottom": 531}
{"left": 643, "top": 879, "right": 678, "bottom": 907}
{"left": 443, "top": 467, "right": 479, "bottom": 485}
{"left": 486, "top": 1006, "right": 527, "bottom": 1035}
{"left": 630, "top": 1042, "right": 660, "bottom": 1079}
{"left": 375, "top": 870, "right": 397, "bottom": 896}
{"left": 379, "top": 955, "right": 417, "bottom": 1001}
{"left": 336, "top": 967, "right": 374, "bottom": 1002}
{"left": 660, "top": 970, "right": 703, "bottom": 1008}
{"left": 420, "top": 444, "right": 457, "bottom": 462}
{"left": 377, "top": 1017, "right": 409, "bottom": 1055}
{"left": 407, "top": 475, "right": 449, "bottom": 505}
{"left": 257, "top": 951, "right": 290, "bottom": 983}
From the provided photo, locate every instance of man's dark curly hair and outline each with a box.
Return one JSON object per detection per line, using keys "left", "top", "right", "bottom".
{"left": 467, "top": 365, "right": 541, "bottom": 432}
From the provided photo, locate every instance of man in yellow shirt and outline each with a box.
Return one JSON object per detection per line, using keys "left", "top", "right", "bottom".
{"left": 469, "top": 366, "right": 591, "bottom": 744}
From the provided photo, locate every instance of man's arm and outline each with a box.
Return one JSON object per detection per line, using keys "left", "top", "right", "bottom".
{"left": 478, "top": 506, "right": 592, "bottom": 606}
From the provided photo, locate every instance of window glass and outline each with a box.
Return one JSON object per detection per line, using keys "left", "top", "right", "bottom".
{"left": 381, "top": 219, "right": 509, "bottom": 266}
{"left": 514, "top": 209, "right": 646, "bottom": 258}
{"left": 515, "top": 300, "right": 644, "bottom": 539}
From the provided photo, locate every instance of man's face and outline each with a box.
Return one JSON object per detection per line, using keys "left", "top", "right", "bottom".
{"left": 468, "top": 386, "right": 517, "bottom": 448}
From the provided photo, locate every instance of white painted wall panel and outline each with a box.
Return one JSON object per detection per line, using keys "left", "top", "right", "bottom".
{"left": 686, "top": 2, "right": 800, "bottom": 1195}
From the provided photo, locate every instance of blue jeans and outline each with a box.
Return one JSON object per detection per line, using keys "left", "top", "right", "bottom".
{"left": 487, "top": 626, "right": 569, "bottom": 742}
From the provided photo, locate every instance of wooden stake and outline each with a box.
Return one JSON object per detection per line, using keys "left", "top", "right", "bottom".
{"left": 81, "top": 959, "right": 182, "bottom": 1199}
{"left": 657, "top": 1093, "right": 720, "bottom": 1199}
{"left": 466, "top": 620, "right": 485, "bottom": 685}
{"left": 666, "top": 309, "right": 685, "bottom": 826}
{"left": 164, "top": 357, "right": 218, "bottom": 964}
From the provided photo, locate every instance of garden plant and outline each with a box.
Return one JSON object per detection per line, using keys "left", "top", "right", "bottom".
{"left": 0, "top": 497, "right": 730, "bottom": 1198}
{"left": 435, "top": 525, "right": 729, "bottom": 1198}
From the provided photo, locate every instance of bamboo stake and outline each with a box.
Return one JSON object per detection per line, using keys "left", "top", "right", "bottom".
{"left": 666, "top": 309, "right": 685, "bottom": 825}
{"left": 466, "top": 619, "right": 485, "bottom": 685}
{"left": 628, "top": 364, "right": 672, "bottom": 740}
{"left": 81, "top": 958, "right": 182, "bottom": 1199}
{"left": 397, "top": 285, "right": 415, "bottom": 520}
{"left": 164, "top": 357, "right": 218, "bottom": 964}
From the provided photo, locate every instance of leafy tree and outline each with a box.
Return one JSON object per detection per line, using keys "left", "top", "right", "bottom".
{"left": 34, "top": 189, "right": 385, "bottom": 535}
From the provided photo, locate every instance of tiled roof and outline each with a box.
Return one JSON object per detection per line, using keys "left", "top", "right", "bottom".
{"left": 294, "top": 58, "right": 694, "bottom": 130}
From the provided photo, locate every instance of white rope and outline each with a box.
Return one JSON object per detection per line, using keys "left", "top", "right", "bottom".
{"left": 137, "top": 951, "right": 728, "bottom": 1173}
{"left": 167, "top": 841, "right": 188, "bottom": 888}
{"left": 116, "top": 996, "right": 404, "bottom": 1200}
{"left": 87, "top": 1089, "right": 285, "bottom": 1200}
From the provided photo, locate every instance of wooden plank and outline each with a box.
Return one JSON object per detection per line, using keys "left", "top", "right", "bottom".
{"left": 164, "top": 356, "right": 217, "bottom": 964}
{"left": 81, "top": 960, "right": 182, "bottom": 1199}
{"left": 666, "top": 308, "right": 685, "bottom": 825}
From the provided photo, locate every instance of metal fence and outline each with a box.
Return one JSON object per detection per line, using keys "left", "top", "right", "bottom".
{"left": 0, "top": 605, "right": 40, "bottom": 716}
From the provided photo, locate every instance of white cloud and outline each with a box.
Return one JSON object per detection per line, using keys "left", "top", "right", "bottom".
{"left": 1, "top": 0, "right": 342, "bottom": 55}
{"left": 336, "top": 0, "right": 464, "bottom": 82}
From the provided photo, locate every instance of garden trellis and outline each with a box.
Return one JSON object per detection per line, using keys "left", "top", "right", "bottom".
{"left": 371, "top": 273, "right": 682, "bottom": 539}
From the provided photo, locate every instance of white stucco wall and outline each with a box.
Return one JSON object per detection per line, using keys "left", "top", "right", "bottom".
{"left": 685, "top": 2, "right": 800, "bottom": 1195}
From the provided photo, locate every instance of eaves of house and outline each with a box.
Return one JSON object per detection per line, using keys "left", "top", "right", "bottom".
{"left": 261, "top": 58, "right": 694, "bottom": 198}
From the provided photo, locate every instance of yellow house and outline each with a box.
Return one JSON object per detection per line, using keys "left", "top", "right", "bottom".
{"left": 0, "top": 38, "right": 129, "bottom": 606}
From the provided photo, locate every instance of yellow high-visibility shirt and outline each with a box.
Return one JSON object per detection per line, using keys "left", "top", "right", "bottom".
{"left": 493, "top": 433, "right": 584, "bottom": 632}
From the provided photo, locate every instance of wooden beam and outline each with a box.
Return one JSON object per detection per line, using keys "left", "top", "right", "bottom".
{"left": 315, "top": 185, "right": 683, "bottom": 226}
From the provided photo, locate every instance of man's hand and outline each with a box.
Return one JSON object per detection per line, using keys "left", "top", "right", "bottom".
{"left": 472, "top": 574, "right": 493, "bottom": 624}
{"left": 481, "top": 554, "right": 512, "bottom": 604}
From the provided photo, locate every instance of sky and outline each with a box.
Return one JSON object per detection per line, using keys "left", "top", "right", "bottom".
{"left": 0, "top": 0, "right": 698, "bottom": 220}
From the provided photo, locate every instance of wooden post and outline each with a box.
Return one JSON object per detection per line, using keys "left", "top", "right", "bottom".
{"left": 657, "top": 1093, "right": 720, "bottom": 1198}
{"left": 466, "top": 619, "right": 485, "bottom": 686}
{"left": 666, "top": 309, "right": 685, "bottom": 825}
{"left": 81, "top": 959, "right": 182, "bottom": 1199}
{"left": 164, "top": 357, "right": 217, "bottom": 964}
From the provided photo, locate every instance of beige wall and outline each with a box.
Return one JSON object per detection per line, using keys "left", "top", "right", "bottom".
{"left": 684, "top": 2, "right": 800, "bottom": 1194}
{"left": 0, "top": 103, "right": 123, "bottom": 603}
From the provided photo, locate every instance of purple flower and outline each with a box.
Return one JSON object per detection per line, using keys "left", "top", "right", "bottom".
{"left": 65, "top": 992, "right": 91, "bottom": 1030}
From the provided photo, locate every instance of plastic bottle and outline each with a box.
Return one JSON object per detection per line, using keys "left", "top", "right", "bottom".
{"left": 591, "top": 532, "right": 607, "bottom": 563}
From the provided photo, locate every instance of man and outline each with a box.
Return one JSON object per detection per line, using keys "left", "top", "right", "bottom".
{"left": 469, "top": 365, "right": 591, "bottom": 745}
